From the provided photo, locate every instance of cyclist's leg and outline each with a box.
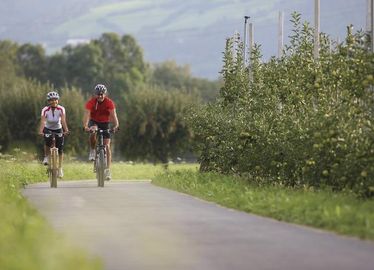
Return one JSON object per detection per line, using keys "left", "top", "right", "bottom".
{"left": 89, "top": 132, "right": 96, "bottom": 148}
{"left": 55, "top": 131, "right": 64, "bottom": 169}
{"left": 88, "top": 120, "right": 98, "bottom": 148}
{"left": 58, "top": 154, "right": 63, "bottom": 168}
{"left": 57, "top": 152, "right": 64, "bottom": 178}
{"left": 44, "top": 144, "right": 48, "bottom": 157}
{"left": 104, "top": 138, "right": 111, "bottom": 168}
{"left": 103, "top": 139, "right": 112, "bottom": 180}
{"left": 88, "top": 120, "right": 98, "bottom": 160}
{"left": 56, "top": 130, "right": 65, "bottom": 178}
{"left": 43, "top": 128, "right": 52, "bottom": 164}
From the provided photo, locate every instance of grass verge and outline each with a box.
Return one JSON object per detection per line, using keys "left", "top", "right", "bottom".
{"left": 0, "top": 160, "right": 102, "bottom": 270}
{"left": 152, "top": 170, "right": 374, "bottom": 240}
{"left": 59, "top": 161, "right": 198, "bottom": 180}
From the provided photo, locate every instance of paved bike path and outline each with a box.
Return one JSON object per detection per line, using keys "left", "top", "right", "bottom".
{"left": 23, "top": 180, "right": 374, "bottom": 270}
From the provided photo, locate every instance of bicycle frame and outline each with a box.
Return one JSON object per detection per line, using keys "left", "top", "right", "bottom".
{"left": 44, "top": 132, "right": 63, "bottom": 188}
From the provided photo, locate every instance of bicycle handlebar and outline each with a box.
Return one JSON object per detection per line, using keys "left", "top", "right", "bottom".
{"left": 44, "top": 132, "right": 64, "bottom": 138}
{"left": 83, "top": 127, "right": 119, "bottom": 134}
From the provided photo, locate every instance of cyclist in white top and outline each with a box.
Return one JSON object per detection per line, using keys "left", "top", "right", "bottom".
{"left": 38, "top": 91, "right": 69, "bottom": 178}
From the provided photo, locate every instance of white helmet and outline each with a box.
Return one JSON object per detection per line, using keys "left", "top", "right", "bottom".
{"left": 46, "top": 91, "right": 60, "bottom": 100}
{"left": 94, "top": 84, "right": 107, "bottom": 95}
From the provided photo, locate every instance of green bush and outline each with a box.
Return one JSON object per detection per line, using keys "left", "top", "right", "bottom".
{"left": 119, "top": 85, "right": 196, "bottom": 163}
{"left": 188, "top": 13, "right": 374, "bottom": 197}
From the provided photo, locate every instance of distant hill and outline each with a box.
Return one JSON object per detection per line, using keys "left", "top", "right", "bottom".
{"left": 0, "top": 0, "right": 367, "bottom": 79}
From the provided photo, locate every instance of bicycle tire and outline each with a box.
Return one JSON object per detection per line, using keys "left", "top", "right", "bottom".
{"left": 51, "top": 168, "right": 58, "bottom": 188}
{"left": 50, "top": 148, "right": 58, "bottom": 188}
{"left": 97, "top": 149, "right": 105, "bottom": 187}
{"left": 95, "top": 158, "right": 101, "bottom": 187}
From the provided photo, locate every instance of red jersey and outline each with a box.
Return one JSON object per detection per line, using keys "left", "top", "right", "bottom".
{"left": 85, "top": 97, "right": 115, "bottom": 123}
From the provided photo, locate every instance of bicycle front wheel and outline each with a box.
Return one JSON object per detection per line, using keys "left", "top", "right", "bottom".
{"left": 50, "top": 148, "right": 58, "bottom": 188}
{"left": 97, "top": 149, "right": 105, "bottom": 187}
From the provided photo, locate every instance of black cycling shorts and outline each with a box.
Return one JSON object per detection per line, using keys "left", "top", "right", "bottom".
{"left": 43, "top": 127, "right": 64, "bottom": 153}
{"left": 88, "top": 120, "right": 111, "bottom": 139}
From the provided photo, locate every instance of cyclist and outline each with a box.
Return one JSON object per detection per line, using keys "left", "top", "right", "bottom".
{"left": 38, "top": 91, "right": 69, "bottom": 178}
{"left": 83, "top": 84, "right": 119, "bottom": 180}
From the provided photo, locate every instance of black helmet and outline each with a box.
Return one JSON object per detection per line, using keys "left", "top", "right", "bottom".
{"left": 94, "top": 84, "right": 107, "bottom": 95}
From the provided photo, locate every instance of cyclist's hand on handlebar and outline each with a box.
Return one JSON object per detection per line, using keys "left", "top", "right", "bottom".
{"left": 86, "top": 126, "right": 98, "bottom": 133}
{"left": 113, "top": 126, "right": 119, "bottom": 133}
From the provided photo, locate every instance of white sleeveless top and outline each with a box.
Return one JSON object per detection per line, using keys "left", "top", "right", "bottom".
{"left": 41, "top": 105, "right": 65, "bottom": 130}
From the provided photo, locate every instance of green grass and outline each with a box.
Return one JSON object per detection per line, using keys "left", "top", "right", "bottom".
{"left": 152, "top": 170, "right": 374, "bottom": 240}
{"left": 0, "top": 160, "right": 102, "bottom": 270}
{"left": 59, "top": 161, "right": 198, "bottom": 180}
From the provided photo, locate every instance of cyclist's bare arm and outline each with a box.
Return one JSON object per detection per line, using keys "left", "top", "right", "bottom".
{"left": 61, "top": 113, "right": 69, "bottom": 134}
{"left": 109, "top": 109, "right": 119, "bottom": 130}
{"left": 83, "top": 109, "right": 91, "bottom": 131}
{"left": 38, "top": 115, "right": 46, "bottom": 136}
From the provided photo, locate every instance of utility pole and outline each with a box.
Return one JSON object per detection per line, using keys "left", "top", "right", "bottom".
{"left": 367, "top": 0, "right": 371, "bottom": 32}
{"left": 278, "top": 11, "right": 284, "bottom": 57}
{"left": 248, "top": 22, "right": 254, "bottom": 81}
{"left": 248, "top": 23, "right": 254, "bottom": 64}
{"left": 243, "top": 16, "right": 250, "bottom": 65}
{"left": 371, "top": 0, "right": 374, "bottom": 52}
{"left": 314, "top": 0, "right": 320, "bottom": 60}
{"left": 366, "top": 0, "right": 374, "bottom": 52}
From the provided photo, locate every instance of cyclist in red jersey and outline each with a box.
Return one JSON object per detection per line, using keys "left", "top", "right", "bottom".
{"left": 83, "top": 84, "right": 119, "bottom": 180}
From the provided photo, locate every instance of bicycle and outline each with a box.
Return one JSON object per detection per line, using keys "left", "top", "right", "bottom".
{"left": 90, "top": 128, "right": 114, "bottom": 187}
{"left": 44, "top": 131, "right": 63, "bottom": 188}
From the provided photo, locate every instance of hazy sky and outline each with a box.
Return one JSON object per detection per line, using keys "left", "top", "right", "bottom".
{"left": 0, "top": 0, "right": 370, "bottom": 79}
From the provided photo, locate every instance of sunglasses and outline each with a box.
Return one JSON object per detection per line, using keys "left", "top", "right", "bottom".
{"left": 96, "top": 93, "right": 105, "bottom": 96}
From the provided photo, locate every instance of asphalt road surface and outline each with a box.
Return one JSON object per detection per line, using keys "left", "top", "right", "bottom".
{"left": 23, "top": 180, "right": 374, "bottom": 270}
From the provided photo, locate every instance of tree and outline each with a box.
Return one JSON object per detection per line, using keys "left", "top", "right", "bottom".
{"left": 16, "top": 43, "right": 47, "bottom": 82}
{"left": 0, "top": 40, "right": 19, "bottom": 81}
{"left": 151, "top": 60, "right": 191, "bottom": 90}
{"left": 118, "top": 86, "right": 195, "bottom": 163}
{"left": 63, "top": 43, "right": 104, "bottom": 93}
{"left": 59, "top": 87, "right": 87, "bottom": 156}
{"left": 94, "top": 33, "right": 147, "bottom": 98}
{"left": 121, "top": 35, "right": 146, "bottom": 76}
{"left": 47, "top": 53, "right": 68, "bottom": 88}
{"left": 150, "top": 60, "right": 220, "bottom": 102}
